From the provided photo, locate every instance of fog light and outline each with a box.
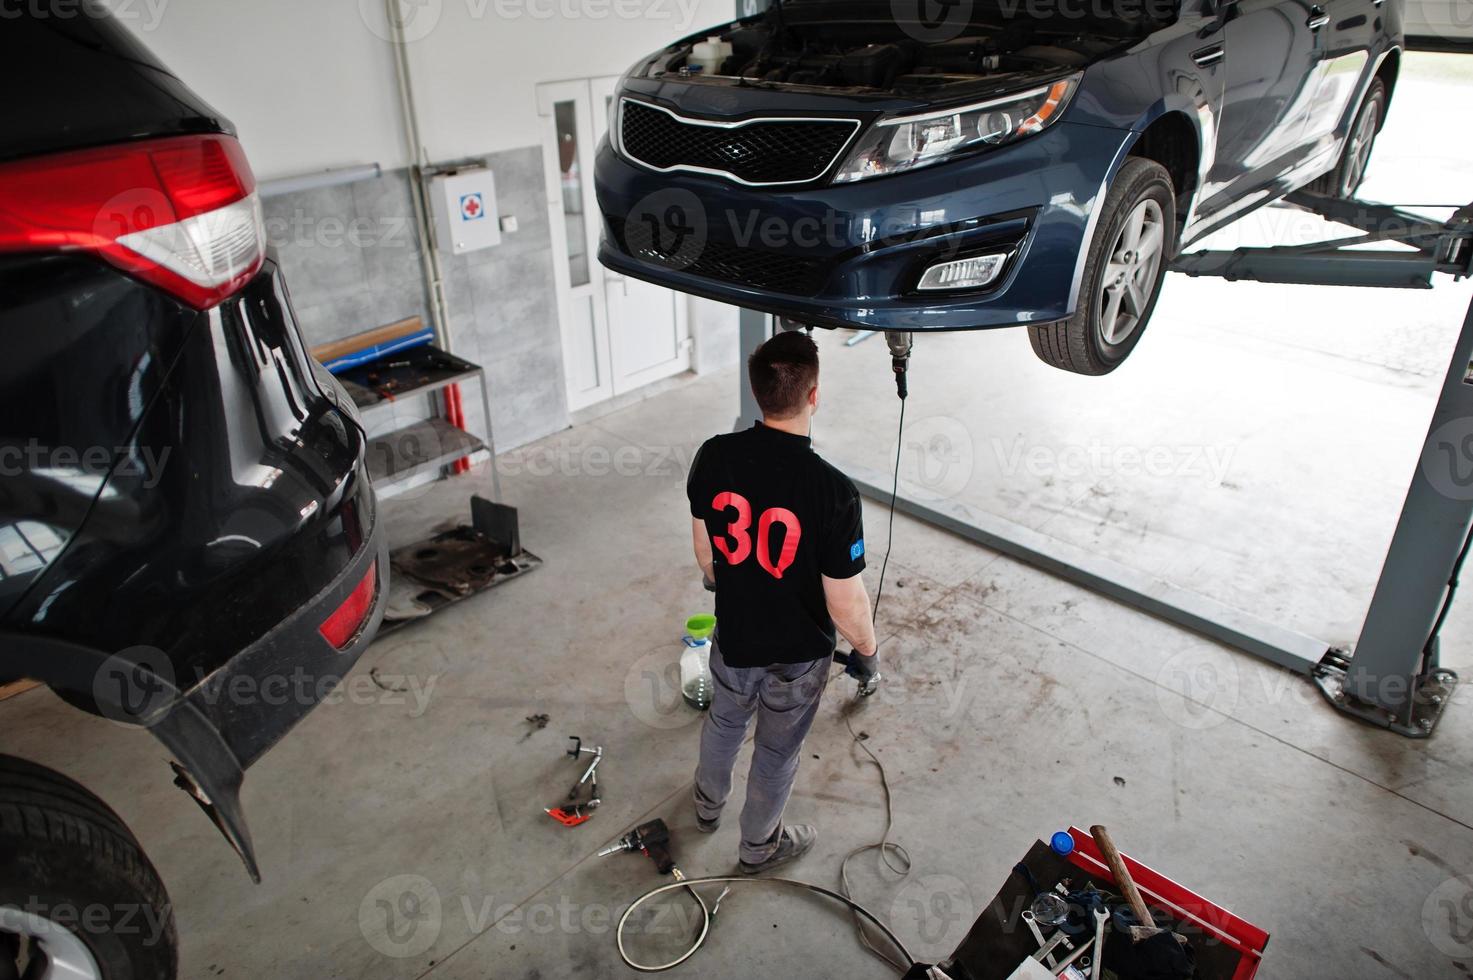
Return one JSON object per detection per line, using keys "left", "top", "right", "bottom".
{"left": 917, "top": 253, "right": 1007, "bottom": 291}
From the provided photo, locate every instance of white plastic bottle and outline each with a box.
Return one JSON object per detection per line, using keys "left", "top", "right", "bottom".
{"left": 680, "top": 614, "right": 716, "bottom": 710}
{"left": 688, "top": 36, "right": 733, "bottom": 76}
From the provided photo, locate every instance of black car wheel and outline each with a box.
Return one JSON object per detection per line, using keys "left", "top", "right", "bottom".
{"left": 1029, "top": 157, "right": 1176, "bottom": 376}
{"left": 1309, "top": 78, "right": 1386, "bottom": 200}
{"left": 0, "top": 756, "right": 177, "bottom": 980}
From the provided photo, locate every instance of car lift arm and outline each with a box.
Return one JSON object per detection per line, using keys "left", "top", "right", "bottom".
{"left": 824, "top": 194, "right": 1472, "bottom": 739}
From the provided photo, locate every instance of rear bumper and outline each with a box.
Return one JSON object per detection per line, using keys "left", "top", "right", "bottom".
{"left": 595, "top": 120, "right": 1135, "bottom": 331}
{"left": 180, "top": 460, "right": 387, "bottom": 769}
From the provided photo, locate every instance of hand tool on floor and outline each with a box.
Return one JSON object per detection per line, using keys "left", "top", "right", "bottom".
{"left": 598, "top": 818, "right": 681, "bottom": 877}
{"left": 1090, "top": 825, "right": 1195, "bottom": 979}
{"left": 545, "top": 736, "right": 603, "bottom": 827}
{"left": 833, "top": 649, "right": 881, "bottom": 697}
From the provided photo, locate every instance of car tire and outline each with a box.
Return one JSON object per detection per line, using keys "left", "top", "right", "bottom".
{"left": 0, "top": 755, "right": 177, "bottom": 980}
{"left": 1028, "top": 157, "right": 1176, "bottom": 376}
{"left": 1308, "top": 78, "right": 1386, "bottom": 200}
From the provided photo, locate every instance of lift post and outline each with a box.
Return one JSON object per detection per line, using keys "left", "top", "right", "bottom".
{"left": 1175, "top": 193, "right": 1472, "bottom": 736}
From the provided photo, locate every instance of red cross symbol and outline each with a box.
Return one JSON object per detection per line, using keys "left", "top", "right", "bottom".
{"left": 460, "top": 193, "right": 483, "bottom": 220}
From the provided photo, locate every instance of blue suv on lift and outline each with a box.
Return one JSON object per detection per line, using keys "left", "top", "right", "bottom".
{"left": 596, "top": 0, "right": 1402, "bottom": 374}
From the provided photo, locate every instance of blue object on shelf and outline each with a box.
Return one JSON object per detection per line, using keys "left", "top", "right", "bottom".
{"left": 1050, "top": 831, "right": 1075, "bottom": 856}
{"left": 322, "top": 327, "right": 436, "bottom": 374}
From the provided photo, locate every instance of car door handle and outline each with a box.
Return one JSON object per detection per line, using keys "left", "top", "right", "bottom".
{"left": 1192, "top": 44, "right": 1225, "bottom": 67}
{"left": 1307, "top": 5, "right": 1331, "bottom": 29}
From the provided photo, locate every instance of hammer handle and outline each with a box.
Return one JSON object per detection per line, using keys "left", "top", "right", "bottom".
{"left": 1090, "top": 825, "right": 1153, "bottom": 929}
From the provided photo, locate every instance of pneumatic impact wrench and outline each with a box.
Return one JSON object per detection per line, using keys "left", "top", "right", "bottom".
{"left": 599, "top": 818, "right": 682, "bottom": 879}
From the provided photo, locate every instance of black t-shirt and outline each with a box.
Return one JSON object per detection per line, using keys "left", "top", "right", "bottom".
{"left": 687, "top": 423, "right": 866, "bottom": 667}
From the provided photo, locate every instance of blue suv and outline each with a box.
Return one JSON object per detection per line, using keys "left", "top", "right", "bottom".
{"left": 595, "top": 0, "right": 1402, "bottom": 374}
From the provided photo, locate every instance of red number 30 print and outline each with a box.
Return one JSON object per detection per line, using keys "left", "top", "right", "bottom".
{"left": 711, "top": 491, "right": 801, "bottom": 579}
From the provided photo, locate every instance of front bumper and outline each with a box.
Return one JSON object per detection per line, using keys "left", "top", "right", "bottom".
{"left": 596, "top": 119, "right": 1135, "bottom": 332}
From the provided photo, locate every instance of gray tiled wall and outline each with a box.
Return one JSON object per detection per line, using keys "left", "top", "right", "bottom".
{"left": 264, "top": 147, "right": 739, "bottom": 457}
{"left": 261, "top": 146, "right": 570, "bottom": 454}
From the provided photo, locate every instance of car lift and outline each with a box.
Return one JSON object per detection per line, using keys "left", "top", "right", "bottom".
{"left": 736, "top": 193, "right": 1473, "bottom": 737}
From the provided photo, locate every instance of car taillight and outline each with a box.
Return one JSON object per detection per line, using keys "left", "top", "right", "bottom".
{"left": 319, "top": 562, "right": 378, "bottom": 650}
{"left": 0, "top": 134, "right": 265, "bottom": 309}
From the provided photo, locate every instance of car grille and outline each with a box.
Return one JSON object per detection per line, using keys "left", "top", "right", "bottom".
{"left": 617, "top": 220, "right": 827, "bottom": 297}
{"left": 619, "top": 99, "right": 859, "bottom": 186}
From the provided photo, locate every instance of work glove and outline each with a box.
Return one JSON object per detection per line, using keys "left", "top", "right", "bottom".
{"left": 836, "top": 648, "right": 880, "bottom": 697}
{"left": 702, "top": 574, "right": 717, "bottom": 593}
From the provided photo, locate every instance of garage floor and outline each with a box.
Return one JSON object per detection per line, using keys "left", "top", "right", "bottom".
{"left": 4, "top": 55, "right": 1473, "bottom": 980}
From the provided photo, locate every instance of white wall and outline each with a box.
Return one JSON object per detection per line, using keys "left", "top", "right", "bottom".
{"left": 1404, "top": 0, "right": 1473, "bottom": 43}
{"left": 109, "top": 0, "right": 733, "bottom": 180}
{"left": 402, "top": 0, "right": 731, "bottom": 162}
{"left": 105, "top": 0, "right": 407, "bottom": 179}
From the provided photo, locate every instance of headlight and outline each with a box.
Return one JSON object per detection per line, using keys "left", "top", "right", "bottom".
{"left": 833, "top": 76, "right": 1080, "bottom": 184}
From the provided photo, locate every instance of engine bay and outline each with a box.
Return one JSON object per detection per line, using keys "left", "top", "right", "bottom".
{"left": 646, "top": 2, "right": 1167, "bottom": 96}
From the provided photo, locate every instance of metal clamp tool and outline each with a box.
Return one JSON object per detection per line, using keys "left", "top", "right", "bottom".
{"left": 545, "top": 736, "right": 603, "bottom": 827}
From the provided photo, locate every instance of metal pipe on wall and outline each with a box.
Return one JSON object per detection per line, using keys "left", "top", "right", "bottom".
{"left": 259, "top": 164, "right": 383, "bottom": 199}
{"left": 385, "top": 0, "right": 454, "bottom": 353}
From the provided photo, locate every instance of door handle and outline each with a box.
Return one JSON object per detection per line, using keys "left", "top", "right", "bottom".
{"left": 1307, "top": 5, "right": 1330, "bottom": 29}
{"left": 1192, "top": 44, "right": 1225, "bottom": 67}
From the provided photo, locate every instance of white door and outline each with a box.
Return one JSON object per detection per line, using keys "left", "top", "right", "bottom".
{"left": 538, "top": 77, "right": 689, "bottom": 412}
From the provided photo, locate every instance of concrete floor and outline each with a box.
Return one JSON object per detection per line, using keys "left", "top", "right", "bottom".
{"left": 4, "top": 54, "right": 1473, "bottom": 980}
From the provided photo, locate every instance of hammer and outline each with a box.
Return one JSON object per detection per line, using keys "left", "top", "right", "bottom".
{"left": 1089, "top": 825, "right": 1190, "bottom": 948}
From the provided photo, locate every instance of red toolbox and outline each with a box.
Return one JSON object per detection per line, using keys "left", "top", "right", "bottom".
{"left": 919, "top": 827, "right": 1269, "bottom": 980}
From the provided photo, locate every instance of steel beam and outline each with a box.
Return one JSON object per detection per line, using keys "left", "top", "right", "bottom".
{"left": 734, "top": 308, "right": 770, "bottom": 431}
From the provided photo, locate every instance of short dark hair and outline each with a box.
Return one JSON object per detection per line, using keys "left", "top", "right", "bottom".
{"left": 748, "top": 331, "right": 819, "bottom": 419}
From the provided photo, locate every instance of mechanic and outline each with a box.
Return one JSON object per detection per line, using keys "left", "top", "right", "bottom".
{"left": 686, "top": 331, "right": 879, "bottom": 873}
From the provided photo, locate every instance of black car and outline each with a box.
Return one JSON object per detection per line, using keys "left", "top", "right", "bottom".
{"left": 0, "top": 11, "right": 386, "bottom": 978}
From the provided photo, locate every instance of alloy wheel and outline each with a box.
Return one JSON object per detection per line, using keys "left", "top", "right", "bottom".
{"left": 1097, "top": 198, "right": 1165, "bottom": 347}
{"left": 1340, "top": 99, "right": 1380, "bottom": 198}
{"left": 0, "top": 909, "right": 101, "bottom": 980}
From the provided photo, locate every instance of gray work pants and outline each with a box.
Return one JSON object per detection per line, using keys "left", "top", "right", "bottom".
{"left": 692, "top": 639, "right": 830, "bottom": 864}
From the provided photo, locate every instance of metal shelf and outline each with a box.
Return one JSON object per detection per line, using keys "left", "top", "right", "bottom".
{"left": 332, "top": 344, "right": 501, "bottom": 498}
{"left": 365, "top": 417, "right": 485, "bottom": 491}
